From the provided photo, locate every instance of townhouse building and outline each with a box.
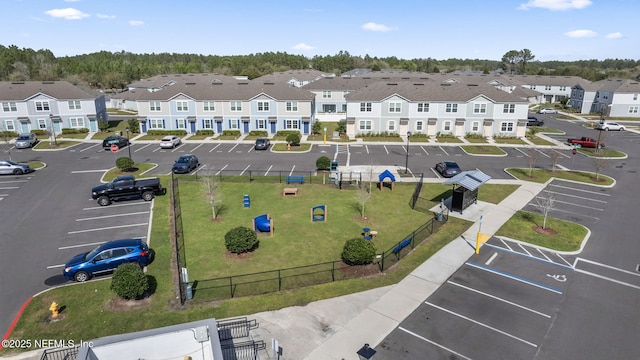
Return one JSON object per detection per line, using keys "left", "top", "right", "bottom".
{"left": 0, "top": 81, "right": 106, "bottom": 135}
{"left": 570, "top": 78, "right": 640, "bottom": 118}
{"left": 344, "top": 80, "right": 530, "bottom": 139}
{"left": 134, "top": 77, "right": 315, "bottom": 135}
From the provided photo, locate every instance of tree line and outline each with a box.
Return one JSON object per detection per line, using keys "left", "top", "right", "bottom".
{"left": 1, "top": 44, "right": 638, "bottom": 90}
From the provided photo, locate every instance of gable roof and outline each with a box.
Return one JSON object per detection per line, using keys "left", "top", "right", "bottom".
{"left": 0, "top": 81, "right": 95, "bottom": 101}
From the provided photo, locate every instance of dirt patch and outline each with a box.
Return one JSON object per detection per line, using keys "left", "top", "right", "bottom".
{"left": 353, "top": 215, "right": 372, "bottom": 223}
{"left": 106, "top": 296, "right": 153, "bottom": 312}
{"left": 339, "top": 263, "right": 381, "bottom": 279}
{"left": 209, "top": 216, "right": 224, "bottom": 223}
{"left": 533, "top": 225, "right": 558, "bottom": 235}
{"left": 225, "top": 250, "right": 255, "bottom": 260}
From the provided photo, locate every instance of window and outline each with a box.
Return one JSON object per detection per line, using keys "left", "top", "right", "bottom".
{"left": 415, "top": 120, "right": 423, "bottom": 132}
{"left": 500, "top": 122, "right": 515, "bottom": 132}
{"left": 443, "top": 121, "right": 451, "bottom": 132}
{"left": 4, "top": 120, "right": 15, "bottom": 131}
{"left": 176, "top": 119, "right": 186, "bottom": 129}
{"left": 257, "top": 101, "right": 269, "bottom": 111}
{"left": 360, "top": 102, "right": 372, "bottom": 112}
{"left": 229, "top": 119, "right": 239, "bottom": 129}
{"left": 417, "top": 103, "right": 429, "bottom": 112}
{"left": 35, "top": 101, "right": 50, "bottom": 111}
{"left": 202, "top": 119, "right": 213, "bottom": 129}
{"left": 503, "top": 104, "right": 515, "bottom": 113}
{"left": 322, "top": 91, "right": 331, "bottom": 98}
{"left": 472, "top": 121, "right": 480, "bottom": 132}
{"left": 388, "top": 120, "right": 396, "bottom": 131}
{"left": 203, "top": 101, "right": 215, "bottom": 111}
{"left": 531, "top": 85, "right": 537, "bottom": 90}
{"left": 634, "top": 94, "right": 638, "bottom": 101}
{"left": 388, "top": 102, "right": 401, "bottom": 113}
{"left": 560, "top": 86, "right": 566, "bottom": 91}
{"left": 176, "top": 101, "right": 188, "bottom": 111}
{"left": 359, "top": 120, "right": 372, "bottom": 131}
{"left": 256, "top": 119, "right": 266, "bottom": 129}
{"left": 231, "top": 101, "right": 242, "bottom": 111}
{"left": 545, "top": 85, "right": 552, "bottom": 91}
{"left": 68, "top": 100, "right": 81, "bottom": 110}
{"left": 286, "top": 101, "right": 298, "bottom": 111}
{"left": 149, "top": 119, "right": 164, "bottom": 129}
{"left": 629, "top": 106, "right": 639, "bottom": 114}
{"left": 285, "top": 119, "right": 299, "bottom": 129}
{"left": 2, "top": 102, "right": 17, "bottom": 112}
{"left": 69, "top": 117, "right": 84, "bottom": 128}
{"left": 150, "top": 101, "right": 161, "bottom": 111}
{"left": 474, "top": 103, "right": 487, "bottom": 114}
{"left": 38, "top": 119, "right": 47, "bottom": 129}
{"left": 322, "top": 104, "right": 336, "bottom": 113}
{"left": 445, "top": 103, "right": 458, "bottom": 113}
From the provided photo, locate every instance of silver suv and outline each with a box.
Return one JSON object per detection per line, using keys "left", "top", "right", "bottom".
{"left": 14, "top": 133, "right": 38, "bottom": 149}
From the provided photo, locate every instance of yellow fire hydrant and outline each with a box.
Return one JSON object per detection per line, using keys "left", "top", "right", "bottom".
{"left": 49, "top": 301, "right": 59, "bottom": 318}
{"left": 287, "top": 143, "right": 291, "bottom": 151}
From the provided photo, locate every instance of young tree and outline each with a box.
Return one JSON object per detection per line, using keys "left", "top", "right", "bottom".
{"left": 549, "top": 150, "right": 563, "bottom": 172}
{"left": 200, "top": 167, "right": 223, "bottom": 220}
{"left": 356, "top": 182, "right": 372, "bottom": 220}
{"left": 527, "top": 146, "right": 539, "bottom": 177}
{"left": 532, "top": 189, "right": 556, "bottom": 229}
{"left": 592, "top": 157, "right": 610, "bottom": 181}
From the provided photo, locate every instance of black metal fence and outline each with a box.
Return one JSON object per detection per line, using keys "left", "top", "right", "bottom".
{"left": 169, "top": 174, "right": 187, "bottom": 305}
{"left": 221, "top": 340, "right": 266, "bottom": 360}
{"left": 40, "top": 346, "right": 78, "bottom": 360}
{"left": 409, "top": 172, "right": 424, "bottom": 209}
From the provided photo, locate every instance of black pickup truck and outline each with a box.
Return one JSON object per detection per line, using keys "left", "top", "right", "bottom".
{"left": 92, "top": 175, "right": 165, "bottom": 206}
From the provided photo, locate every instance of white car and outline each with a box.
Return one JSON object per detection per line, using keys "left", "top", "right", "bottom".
{"left": 537, "top": 108, "right": 558, "bottom": 114}
{"left": 596, "top": 121, "right": 625, "bottom": 131}
{"left": 159, "top": 135, "right": 181, "bottom": 149}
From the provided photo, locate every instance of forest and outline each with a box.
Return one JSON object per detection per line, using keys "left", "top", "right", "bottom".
{"left": 1, "top": 44, "right": 638, "bottom": 90}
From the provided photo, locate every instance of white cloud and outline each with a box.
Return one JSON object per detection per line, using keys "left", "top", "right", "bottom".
{"left": 129, "top": 20, "right": 144, "bottom": 26}
{"left": 45, "top": 8, "right": 90, "bottom": 20}
{"left": 519, "top": 0, "right": 592, "bottom": 10}
{"left": 361, "top": 22, "right": 395, "bottom": 32}
{"left": 97, "top": 13, "right": 116, "bottom": 19}
{"left": 564, "top": 29, "right": 597, "bottom": 38}
{"left": 292, "top": 43, "right": 315, "bottom": 51}
{"left": 606, "top": 32, "right": 623, "bottom": 39}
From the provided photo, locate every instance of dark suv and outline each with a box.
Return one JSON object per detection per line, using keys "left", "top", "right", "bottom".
{"left": 102, "top": 135, "right": 130, "bottom": 150}
{"left": 254, "top": 138, "right": 271, "bottom": 150}
{"left": 172, "top": 154, "right": 199, "bottom": 174}
{"left": 527, "top": 116, "right": 544, "bottom": 127}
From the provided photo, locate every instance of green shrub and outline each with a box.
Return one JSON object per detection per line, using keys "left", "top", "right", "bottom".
{"left": 286, "top": 132, "right": 301, "bottom": 146}
{"left": 316, "top": 156, "right": 331, "bottom": 170}
{"left": 196, "top": 129, "right": 215, "bottom": 136}
{"left": 31, "top": 129, "right": 48, "bottom": 136}
{"left": 222, "top": 130, "right": 241, "bottom": 137}
{"left": 126, "top": 118, "right": 140, "bottom": 134}
{"left": 335, "top": 120, "right": 346, "bottom": 135}
{"left": 312, "top": 121, "right": 323, "bottom": 135}
{"left": 98, "top": 119, "right": 110, "bottom": 132}
{"left": 248, "top": 130, "right": 268, "bottom": 137}
{"left": 464, "top": 132, "right": 485, "bottom": 139}
{"left": 110, "top": 263, "right": 149, "bottom": 300}
{"left": 146, "top": 130, "right": 188, "bottom": 136}
{"left": 61, "top": 128, "right": 90, "bottom": 134}
{"left": 341, "top": 238, "right": 376, "bottom": 265}
{"left": 1, "top": 130, "right": 19, "bottom": 139}
{"left": 225, "top": 226, "right": 259, "bottom": 254}
{"left": 116, "top": 156, "right": 134, "bottom": 171}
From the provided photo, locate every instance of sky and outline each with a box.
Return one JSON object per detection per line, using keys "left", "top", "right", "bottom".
{"left": 1, "top": 0, "right": 637, "bottom": 62}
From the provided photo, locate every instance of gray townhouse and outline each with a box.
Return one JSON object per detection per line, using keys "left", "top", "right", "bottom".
{"left": 135, "top": 77, "right": 315, "bottom": 135}
{"left": 507, "top": 75, "right": 591, "bottom": 104}
{"left": 344, "top": 80, "right": 530, "bottom": 139}
{"left": 254, "top": 69, "right": 333, "bottom": 88}
{"left": 0, "top": 81, "right": 107, "bottom": 135}
{"left": 570, "top": 78, "right": 640, "bottom": 118}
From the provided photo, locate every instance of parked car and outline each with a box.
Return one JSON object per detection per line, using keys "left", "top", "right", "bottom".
{"left": 63, "top": 238, "right": 152, "bottom": 282}
{"left": 160, "top": 135, "right": 181, "bottom": 149}
{"left": 435, "top": 161, "right": 461, "bottom": 178}
{"left": 527, "top": 116, "right": 544, "bottom": 127}
{"left": 14, "top": 133, "right": 38, "bottom": 149}
{"left": 567, "top": 136, "right": 604, "bottom": 148}
{"left": 537, "top": 108, "right": 558, "bottom": 114}
{"left": 254, "top": 137, "right": 271, "bottom": 150}
{"left": 172, "top": 154, "right": 199, "bottom": 174}
{"left": 102, "top": 135, "right": 130, "bottom": 150}
{"left": 0, "top": 160, "right": 34, "bottom": 175}
{"left": 596, "top": 121, "right": 625, "bottom": 131}
{"left": 91, "top": 175, "right": 164, "bottom": 206}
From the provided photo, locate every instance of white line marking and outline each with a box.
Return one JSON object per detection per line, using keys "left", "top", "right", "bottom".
{"left": 67, "top": 223, "right": 148, "bottom": 234}
{"left": 264, "top": 165, "right": 273, "bottom": 176}
{"left": 515, "top": 148, "right": 530, "bottom": 157}
{"left": 549, "top": 184, "right": 611, "bottom": 196}
{"left": 0, "top": 187, "right": 19, "bottom": 190}
{"left": 537, "top": 248, "right": 553, "bottom": 262}
{"left": 83, "top": 202, "right": 150, "bottom": 210}
{"left": 538, "top": 197, "right": 604, "bottom": 211}
{"left": 546, "top": 207, "right": 600, "bottom": 220}
{"left": 383, "top": 145, "right": 389, "bottom": 154}
{"left": 466, "top": 262, "right": 562, "bottom": 294}
{"left": 134, "top": 143, "right": 151, "bottom": 152}
{"left": 228, "top": 143, "right": 239, "bottom": 153}
{"left": 209, "top": 144, "right": 221, "bottom": 153}
{"left": 486, "top": 252, "right": 498, "bottom": 265}
{"left": 47, "top": 264, "right": 65, "bottom": 269}
{"left": 555, "top": 254, "right": 573, "bottom": 267}
{"left": 574, "top": 269, "right": 640, "bottom": 290}
{"left": 439, "top": 146, "right": 449, "bottom": 156}
{"left": 518, "top": 243, "right": 533, "bottom": 256}
{"left": 425, "top": 301, "right": 538, "bottom": 347}
{"left": 399, "top": 327, "right": 472, "bottom": 360}
{"left": 71, "top": 169, "right": 111, "bottom": 174}
{"left": 79, "top": 143, "right": 99, "bottom": 152}
{"left": 536, "top": 149, "right": 551, "bottom": 158}
{"left": 239, "top": 164, "right": 250, "bottom": 176}
{"left": 215, "top": 164, "right": 228, "bottom": 175}
{"left": 447, "top": 281, "right": 551, "bottom": 318}
{"left": 500, "top": 238, "right": 513, "bottom": 251}
{"left": 365, "top": 144, "right": 370, "bottom": 154}
{"left": 421, "top": 146, "right": 430, "bottom": 155}
{"left": 553, "top": 149, "right": 571, "bottom": 159}
{"left": 59, "top": 240, "right": 106, "bottom": 250}
{"left": 191, "top": 143, "right": 203, "bottom": 152}
{"left": 544, "top": 190, "right": 608, "bottom": 203}
{"left": 0, "top": 180, "right": 28, "bottom": 184}
{"left": 76, "top": 211, "right": 149, "bottom": 221}
{"left": 577, "top": 258, "right": 640, "bottom": 277}
{"left": 289, "top": 165, "right": 296, "bottom": 176}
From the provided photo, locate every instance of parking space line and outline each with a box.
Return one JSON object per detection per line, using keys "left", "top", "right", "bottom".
{"left": 383, "top": 145, "right": 389, "bottom": 154}
{"left": 447, "top": 281, "right": 551, "bottom": 318}
{"left": 47, "top": 264, "right": 65, "bottom": 269}
{"left": 515, "top": 148, "right": 529, "bottom": 157}
{"left": 67, "top": 223, "right": 148, "bottom": 234}
{"left": 425, "top": 301, "right": 538, "bottom": 347}
{"left": 76, "top": 211, "right": 150, "bottom": 221}
{"left": 555, "top": 254, "right": 573, "bottom": 267}
{"left": 209, "top": 144, "right": 221, "bottom": 152}
{"left": 289, "top": 165, "right": 296, "bottom": 176}
{"left": 517, "top": 243, "right": 533, "bottom": 256}
{"left": 0, "top": 180, "right": 28, "bottom": 184}
{"left": 0, "top": 187, "right": 19, "bottom": 190}
{"left": 264, "top": 165, "right": 273, "bottom": 176}
{"left": 83, "top": 202, "right": 150, "bottom": 211}
{"left": 549, "top": 183, "right": 611, "bottom": 197}
{"left": 239, "top": 164, "right": 250, "bottom": 176}
{"left": 546, "top": 206, "right": 600, "bottom": 220}
{"left": 79, "top": 144, "right": 100, "bottom": 152}
{"left": 215, "top": 164, "right": 228, "bottom": 175}
{"left": 553, "top": 149, "right": 571, "bottom": 159}
{"left": 228, "top": 144, "right": 239, "bottom": 153}
{"left": 71, "top": 169, "right": 111, "bottom": 174}
{"left": 439, "top": 146, "right": 449, "bottom": 156}
{"left": 536, "top": 249, "right": 553, "bottom": 262}
{"left": 364, "top": 144, "right": 370, "bottom": 154}
{"left": 545, "top": 190, "right": 608, "bottom": 203}
{"left": 134, "top": 143, "right": 152, "bottom": 152}
{"left": 484, "top": 243, "right": 574, "bottom": 269}
{"left": 398, "top": 327, "right": 472, "bottom": 360}
{"left": 466, "top": 262, "right": 563, "bottom": 294}
{"left": 59, "top": 240, "right": 107, "bottom": 250}
{"left": 544, "top": 198, "right": 604, "bottom": 211}
{"left": 499, "top": 238, "right": 513, "bottom": 251}
{"left": 191, "top": 143, "right": 203, "bottom": 152}
{"left": 420, "top": 146, "right": 429, "bottom": 155}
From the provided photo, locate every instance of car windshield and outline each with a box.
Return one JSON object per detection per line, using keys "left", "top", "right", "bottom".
{"left": 256, "top": 139, "right": 267, "bottom": 144}
{"left": 176, "top": 156, "right": 191, "bottom": 164}
{"left": 445, "top": 162, "right": 459, "bottom": 168}
{"left": 107, "top": 138, "right": 120, "bottom": 144}
{"left": 84, "top": 244, "right": 102, "bottom": 261}
{"left": 18, "top": 135, "right": 30, "bottom": 140}
{"left": 161, "top": 137, "right": 173, "bottom": 141}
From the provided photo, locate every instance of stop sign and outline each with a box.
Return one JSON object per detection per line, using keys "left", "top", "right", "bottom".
{"left": 572, "top": 148, "right": 577, "bottom": 155}
{"left": 110, "top": 144, "right": 119, "bottom": 153}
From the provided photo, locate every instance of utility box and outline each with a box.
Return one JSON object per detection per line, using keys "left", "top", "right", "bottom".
{"left": 451, "top": 186, "right": 478, "bottom": 214}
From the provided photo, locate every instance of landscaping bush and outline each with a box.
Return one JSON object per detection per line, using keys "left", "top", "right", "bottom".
{"left": 222, "top": 130, "right": 241, "bottom": 137}
{"left": 1, "top": 130, "right": 19, "bottom": 139}
{"left": 196, "top": 129, "right": 215, "bottom": 136}
{"left": 312, "top": 121, "right": 323, "bottom": 135}
{"left": 225, "top": 226, "right": 259, "bottom": 253}
{"left": 146, "top": 129, "right": 188, "bottom": 136}
{"left": 316, "top": 156, "right": 331, "bottom": 170}
{"left": 31, "top": 129, "right": 48, "bottom": 136}
{"left": 286, "top": 132, "right": 301, "bottom": 146}
{"left": 249, "top": 130, "right": 268, "bottom": 137}
{"left": 341, "top": 238, "right": 377, "bottom": 265}
{"left": 116, "top": 156, "right": 134, "bottom": 171}
{"left": 126, "top": 118, "right": 140, "bottom": 133}
{"left": 61, "top": 128, "right": 90, "bottom": 134}
{"left": 98, "top": 119, "right": 110, "bottom": 132}
{"left": 110, "top": 263, "right": 149, "bottom": 300}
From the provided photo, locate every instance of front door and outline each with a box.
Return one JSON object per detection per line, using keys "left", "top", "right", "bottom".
{"left": 303, "top": 121, "right": 309, "bottom": 135}
{"left": 190, "top": 121, "right": 196, "bottom": 134}
{"left": 243, "top": 121, "right": 249, "bottom": 134}
{"left": 21, "top": 122, "right": 30, "bottom": 133}
{"left": 216, "top": 121, "right": 223, "bottom": 134}
{"left": 270, "top": 122, "right": 276, "bottom": 134}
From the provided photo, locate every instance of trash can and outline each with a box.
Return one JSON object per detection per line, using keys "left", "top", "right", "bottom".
{"left": 185, "top": 283, "right": 193, "bottom": 300}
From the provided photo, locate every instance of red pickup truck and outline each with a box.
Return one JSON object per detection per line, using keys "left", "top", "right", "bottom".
{"left": 567, "top": 137, "right": 604, "bottom": 148}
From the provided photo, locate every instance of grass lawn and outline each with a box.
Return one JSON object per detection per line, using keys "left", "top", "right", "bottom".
{"left": 465, "top": 137, "right": 489, "bottom": 144}
{"left": 526, "top": 136, "right": 556, "bottom": 146}
{"left": 506, "top": 168, "right": 614, "bottom": 185}
{"left": 496, "top": 210, "right": 587, "bottom": 251}
{"left": 460, "top": 145, "right": 507, "bottom": 155}
{"left": 185, "top": 134, "right": 210, "bottom": 140}
{"left": 536, "top": 127, "right": 565, "bottom": 134}
{"left": 493, "top": 137, "right": 528, "bottom": 145}
{"left": 359, "top": 136, "right": 403, "bottom": 142}
{"left": 436, "top": 136, "right": 463, "bottom": 143}
{"left": 28, "top": 161, "right": 46, "bottom": 169}
{"left": 577, "top": 147, "right": 626, "bottom": 158}
{"left": 33, "top": 140, "right": 81, "bottom": 149}
{"left": 272, "top": 143, "right": 311, "bottom": 151}
{"left": 58, "top": 133, "right": 89, "bottom": 139}
{"left": 102, "top": 163, "right": 158, "bottom": 182}
{"left": 407, "top": 136, "right": 430, "bottom": 143}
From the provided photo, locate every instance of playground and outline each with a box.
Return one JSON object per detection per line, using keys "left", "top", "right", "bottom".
{"left": 179, "top": 181, "right": 433, "bottom": 281}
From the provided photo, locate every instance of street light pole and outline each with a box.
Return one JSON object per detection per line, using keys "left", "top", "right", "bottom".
{"left": 595, "top": 109, "right": 605, "bottom": 154}
{"left": 125, "top": 127, "right": 132, "bottom": 161}
{"left": 323, "top": 126, "right": 327, "bottom": 145}
{"left": 404, "top": 131, "right": 411, "bottom": 174}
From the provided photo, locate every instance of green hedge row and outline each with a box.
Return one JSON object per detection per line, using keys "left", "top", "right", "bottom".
{"left": 195, "top": 130, "right": 214, "bottom": 136}
{"left": 146, "top": 130, "right": 188, "bottom": 136}
{"left": 61, "top": 128, "right": 90, "bottom": 134}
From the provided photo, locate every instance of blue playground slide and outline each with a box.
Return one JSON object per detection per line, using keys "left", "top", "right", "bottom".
{"left": 254, "top": 214, "right": 271, "bottom": 232}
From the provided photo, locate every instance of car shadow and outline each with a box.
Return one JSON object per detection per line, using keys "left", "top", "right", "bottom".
{"left": 44, "top": 274, "right": 70, "bottom": 286}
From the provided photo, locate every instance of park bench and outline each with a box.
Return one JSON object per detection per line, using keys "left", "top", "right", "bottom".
{"left": 286, "top": 175, "right": 304, "bottom": 184}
